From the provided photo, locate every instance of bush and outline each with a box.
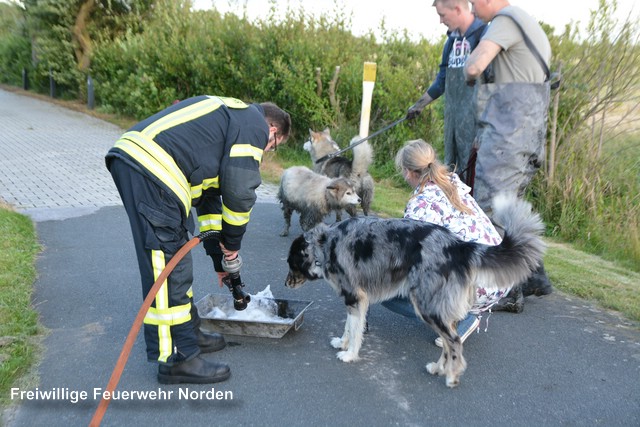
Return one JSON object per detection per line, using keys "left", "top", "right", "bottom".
{"left": 0, "top": 4, "right": 31, "bottom": 87}
{"left": 87, "top": 2, "right": 443, "bottom": 166}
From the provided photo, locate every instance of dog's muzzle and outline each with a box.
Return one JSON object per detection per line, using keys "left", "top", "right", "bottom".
{"left": 285, "top": 271, "right": 308, "bottom": 288}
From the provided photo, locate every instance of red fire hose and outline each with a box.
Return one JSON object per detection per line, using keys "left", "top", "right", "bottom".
{"left": 89, "top": 230, "right": 219, "bottom": 426}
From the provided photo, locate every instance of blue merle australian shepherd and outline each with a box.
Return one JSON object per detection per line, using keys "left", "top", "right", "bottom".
{"left": 285, "top": 195, "right": 545, "bottom": 388}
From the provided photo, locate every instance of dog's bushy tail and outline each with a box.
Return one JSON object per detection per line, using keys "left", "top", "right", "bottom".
{"left": 473, "top": 194, "right": 546, "bottom": 290}
{"left": 350, "top": 137, "right": 373, "bottom": 177}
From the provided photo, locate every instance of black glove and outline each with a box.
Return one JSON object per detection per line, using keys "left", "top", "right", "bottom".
{"left": 406, "top": 105, "right": 423, "bottom": 120}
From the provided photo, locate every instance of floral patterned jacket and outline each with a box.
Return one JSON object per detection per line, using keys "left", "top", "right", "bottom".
{"left": 404, "top": 173, "right": 510, "bottom": 313}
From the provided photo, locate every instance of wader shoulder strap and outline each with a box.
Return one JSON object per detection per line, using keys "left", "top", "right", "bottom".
{"left": 495, "top": 11, "right": 551, "bottom": 82}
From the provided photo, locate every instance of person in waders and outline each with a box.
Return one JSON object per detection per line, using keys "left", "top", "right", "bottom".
{"left": 465, "top": 0, "right": 554, "bottom": 312}
{"left": 406, "top": 0, "right": 487, "bottom": 184}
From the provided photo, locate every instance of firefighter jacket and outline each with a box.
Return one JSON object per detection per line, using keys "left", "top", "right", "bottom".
{"left": 105, "top": 95, "right": 269, "bottom": 253}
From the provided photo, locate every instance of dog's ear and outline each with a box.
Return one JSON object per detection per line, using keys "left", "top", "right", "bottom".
{"left": 308, "top": 225, "right": 328, "bottom": 247}
{"left": 317, "top": 232, "right": 327, "bottom": 246}
{"left": 322, "top": 127, "right": 331, "bottom": 135}
{"left": 327, "top": 179, "right": 349, "bottom": 199}
{"left": 326, "top": 184, "right": 344, "bottom": 199}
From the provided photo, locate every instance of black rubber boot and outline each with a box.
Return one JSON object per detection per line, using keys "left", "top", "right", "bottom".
{"left": 158, "top": 355, "right": 231, "bottom": 384}
{"left": 491, "top": 284, "right": 525, "bottom": 313}
{"left": 192, "top": 305, "right": 226, "bottom": 353}
{"left": 522, "top": 264, "right": 554, "bottom": 297}
{"left": 492, "top": 263, "right": 553, "bottom": 313}
{"left": 196, "top": 328, "right": 226, "bottom": 353}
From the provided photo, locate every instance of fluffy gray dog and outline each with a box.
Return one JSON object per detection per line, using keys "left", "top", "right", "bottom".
{"left": 285, "top": 194, "right": 545, "bottom": 388}
{"left": 277, "top": 166, "right": 361, "bottom": 236}
{"left": 304, "top": 128, "right": 374, "bottom": 218}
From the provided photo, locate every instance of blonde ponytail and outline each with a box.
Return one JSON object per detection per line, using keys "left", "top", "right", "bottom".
{"left": 396, "top": 139, "right": 472, "bottom": 215}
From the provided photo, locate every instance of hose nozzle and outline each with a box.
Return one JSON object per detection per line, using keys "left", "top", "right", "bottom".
{"left": 221, "top": 255, "right": 250, "bottom": 311}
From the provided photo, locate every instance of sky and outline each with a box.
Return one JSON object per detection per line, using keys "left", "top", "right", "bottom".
{"left": 195, "top": 0, "right": 638, "bottom": 42}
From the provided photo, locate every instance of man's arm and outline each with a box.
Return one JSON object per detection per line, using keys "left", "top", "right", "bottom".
{"left": 464, "top": 39, "right": 502, "bottom": 82}
{"left": 406, "top": 37, "right": 452, "bottom": 119}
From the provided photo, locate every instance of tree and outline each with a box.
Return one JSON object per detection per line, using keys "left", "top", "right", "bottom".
{"left": 14, "top": 0, "right": 153, "bottom": 95}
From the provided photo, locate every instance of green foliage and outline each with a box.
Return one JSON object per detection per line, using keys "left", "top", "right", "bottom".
{"left": 17, "top": 0, "right": 82, "bottom": 96}
{"left": 528, "top": 0, "right": 640, "bottom": 272}
{"left": 532, "top": 133, "right": 640, "bottom": 273}
{"left": 0, "top": 3, "right": 31, "bottom": 86}
{"left": 1, "top": 0, "right": 154, "bottom": 97}
{"left": 88, "top": 0, "right": 444, "bottom": 171}
{"left": 90, "top": 0, "right": 198, "bottom": 117}
{"left": 545, "top": 0, "right": 640, "bottom": 152}
{"left": 0, "top": 34, "right": 31, "bottom": 87}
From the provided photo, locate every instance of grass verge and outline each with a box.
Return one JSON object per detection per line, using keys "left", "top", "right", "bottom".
{"left": 545, "top": 240, "right": 640, "bottom": 322}
{"left": 0, "top": 202, "right": 41, "bottom": 409}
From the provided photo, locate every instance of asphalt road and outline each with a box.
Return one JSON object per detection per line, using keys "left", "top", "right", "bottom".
{"left": 1, "top": 88, "right": 639, "bottom": 426}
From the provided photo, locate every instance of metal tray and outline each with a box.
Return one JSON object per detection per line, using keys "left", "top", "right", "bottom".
{"left": 196, "top": 293, "right": 313, "bottom": 339}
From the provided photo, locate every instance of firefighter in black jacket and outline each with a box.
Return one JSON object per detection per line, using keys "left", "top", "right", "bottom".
{"left": 105, "top": 96, "right": 291, "bottom": 384}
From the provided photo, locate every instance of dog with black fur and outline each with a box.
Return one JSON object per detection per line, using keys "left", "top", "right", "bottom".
{"left": 285, "top": 194, "right": 545, "bottom": 388}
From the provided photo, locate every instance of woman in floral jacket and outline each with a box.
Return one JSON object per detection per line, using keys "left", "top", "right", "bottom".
{"left": 382, "top": 139, "right": 510, "bottom": 346}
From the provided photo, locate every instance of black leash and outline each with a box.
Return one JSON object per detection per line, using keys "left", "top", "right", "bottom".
{"left": 315, "top": 116, "right": 407, "bottom": 164}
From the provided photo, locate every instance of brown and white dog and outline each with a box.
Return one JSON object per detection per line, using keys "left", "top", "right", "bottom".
{"left": 277, "top": 166, "right": 361, "bottom": 236}
{"left": 304, "top": 128, "right": 374, "bottom": 219}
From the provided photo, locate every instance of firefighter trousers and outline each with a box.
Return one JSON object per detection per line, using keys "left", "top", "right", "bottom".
{"left": 109, "top": 158, "right": 201, "bottom": 365}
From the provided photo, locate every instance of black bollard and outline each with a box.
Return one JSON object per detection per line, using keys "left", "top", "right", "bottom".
{"left": 22, "top": 68, "right": 29, "bottom": 90}
{"left": 49, "top": 68, "right": 56, "bottom": 98}
{"left": 87, "top": 75, "right": 95, "bottom": 110}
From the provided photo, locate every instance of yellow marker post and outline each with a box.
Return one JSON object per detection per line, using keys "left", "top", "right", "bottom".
{"left": 359, "top": 62, "right": 377, "bottom": 138}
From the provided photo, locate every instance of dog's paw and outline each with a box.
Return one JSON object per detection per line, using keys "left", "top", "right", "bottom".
{"left": 336, "top": 351, "right": 359, "bottom": 363}
{"left": 279, "top": 230, "right": 289, "bottom": 237}
{"left": 445, "top": 375, "right": 460, "bottom": 388}
{"left": 426, "top": 362, "right": 444, "bottom": 376}
{"left": 330, "top": 337, "right": 347, "bottom": 349}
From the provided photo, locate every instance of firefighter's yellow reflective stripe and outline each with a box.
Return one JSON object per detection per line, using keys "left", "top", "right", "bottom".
{"left": 145, "top": 304, "right": 192, "bottom": 326}
{"left": 187, "top": 286, "right": 193, "bottom": 298}
{"left": 198, "top": 214, "right": 222, "bottom": 232}
{"left": 222, "top": 205, "right": 251, "bottom": 226}
{"left": 157, "top": 324, "right": 172, "bottom": 363}
{"left": 114, "top": 134, "right": 191, "bottom": 215}
{"left": 148, "top": 250, "right": 172, "bottom": 362}
{"left": 203, "top": 177, "right": 220, "bottom": 189}
{"left": 230, "top": 144, "right": 264, "bottom": 163}
{"left": 141, "top": 98, "right": 225, "bottom": 138}
{"left": 191, "top": 177, "right": 220, "bottom": 199}
{"left": 211, "top": 96, "right": 249, "bottom": 109}
{"left": 120, "top": 131, "right": 189, "bottom": 198}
